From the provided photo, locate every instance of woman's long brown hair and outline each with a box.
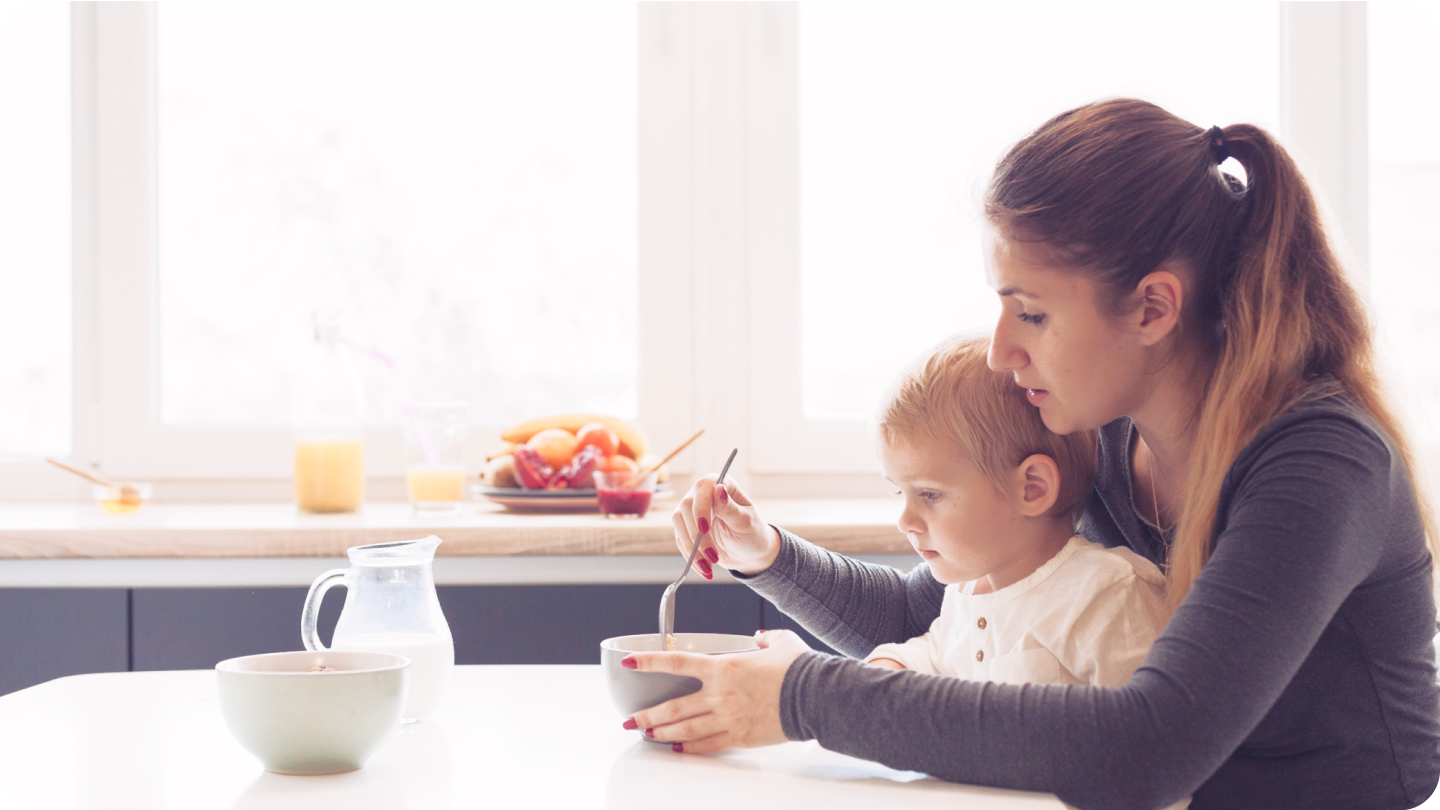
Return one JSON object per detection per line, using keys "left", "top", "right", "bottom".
{"left": 984, "top": 98, "right": 1437, "bottom": 608}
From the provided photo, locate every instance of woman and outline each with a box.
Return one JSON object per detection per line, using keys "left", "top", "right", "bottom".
{"left": 625, "top": 99, "right": 1440, "bottom": 809}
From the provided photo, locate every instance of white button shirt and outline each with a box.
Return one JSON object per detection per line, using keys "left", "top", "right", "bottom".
{"left": 866, "top": 535, "right": 1171, "bottom": 687}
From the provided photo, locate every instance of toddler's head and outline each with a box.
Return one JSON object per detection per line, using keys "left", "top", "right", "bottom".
{"left": 874, "top": 336, "right": 1097, "bottom": 587}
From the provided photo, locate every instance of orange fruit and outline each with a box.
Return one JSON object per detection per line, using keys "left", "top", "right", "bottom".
{"left": 576, "top": 423, "right": 620, "bottom": 457}
{"left": 528, "top": 428, "right": 579, "bottom": 468}
{"left": 602, "top": 454, "right": 639, "bottom": 474}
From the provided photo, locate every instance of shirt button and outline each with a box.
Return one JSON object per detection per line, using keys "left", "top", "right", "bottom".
{"left": 975, "top": 650, "right": 984, "bottom": 662}
{"left": 977, "top": 617, "right": 987, "bottom": 630}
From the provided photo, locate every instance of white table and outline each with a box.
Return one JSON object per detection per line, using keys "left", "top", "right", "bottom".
{"left": 0, "top": 666, "right": 1064, "bottom": 809}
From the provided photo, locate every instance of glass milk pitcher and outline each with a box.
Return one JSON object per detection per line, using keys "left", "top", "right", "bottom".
{"left": 302, "top": 536, "right": 455, "bottom": 722}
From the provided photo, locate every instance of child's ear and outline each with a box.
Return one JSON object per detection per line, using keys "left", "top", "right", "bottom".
{"left": 1016, "top": 454, "right": 1061, "bottom": 517}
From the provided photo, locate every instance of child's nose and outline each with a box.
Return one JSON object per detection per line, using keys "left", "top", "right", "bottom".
{"left": 896, "top": 504, "right": 924, "bottom": 536}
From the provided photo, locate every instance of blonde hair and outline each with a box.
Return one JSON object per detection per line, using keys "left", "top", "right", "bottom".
{"left": 875, "top": 335, "right": 1097, "bottom": 518}
{"left": 984, "top": 99, "right": 1438, "bottom": 609}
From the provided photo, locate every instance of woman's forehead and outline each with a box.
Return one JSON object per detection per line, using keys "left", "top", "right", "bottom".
{"left": 985, "top": 238, "right": 1078, "bottom": 298}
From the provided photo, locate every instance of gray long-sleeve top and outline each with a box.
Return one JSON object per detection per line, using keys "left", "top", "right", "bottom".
{"left": 739, "top": 386, "right": 1440, "bottom": 810}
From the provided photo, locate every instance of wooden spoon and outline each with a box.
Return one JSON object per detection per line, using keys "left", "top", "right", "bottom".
{"left": 46, "top": 458, "right": 143, "bottom": 500}
{"left": 635, "top": 428, "right": 705, "bottom": 481}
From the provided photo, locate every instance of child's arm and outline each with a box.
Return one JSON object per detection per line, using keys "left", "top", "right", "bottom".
{"left": 862, "top": 594, "right": 955, "bottom": 675}
{"left": 863, "top": 637, "right": 939, "bottom": 673}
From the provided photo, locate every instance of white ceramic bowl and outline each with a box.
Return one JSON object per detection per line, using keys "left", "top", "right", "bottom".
{"left": 216, "top": 650, "right": 409, "bottom": 775}
{"left": 600, "top": 633, "right": 760, "bottom": 739}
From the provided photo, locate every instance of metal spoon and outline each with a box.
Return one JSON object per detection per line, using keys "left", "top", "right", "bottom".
{"left": 659, "top": 448, "right": 737, "bottom": 652}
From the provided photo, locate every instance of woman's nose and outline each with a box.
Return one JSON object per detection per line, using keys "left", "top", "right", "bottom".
{"left": 988, "top": 317, "right": 1028, "bottom": 373}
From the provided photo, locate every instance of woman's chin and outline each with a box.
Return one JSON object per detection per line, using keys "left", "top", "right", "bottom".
{"left": 1037, "top": 403, "right": 1099, "bottom": 436}
{"left": 1038, "top": 408, "right": 1072, "bottom": 434}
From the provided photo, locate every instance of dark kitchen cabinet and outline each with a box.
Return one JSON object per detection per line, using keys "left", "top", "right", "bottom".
{"left": 0, "top": 589, "right": 129, "bottom": 695}
{"left": 0, "top": 582, "right": 809, "bottom": 695}
{"left": 0, "top": 582, "right": 846, "bottom": 696}
{"left": 130, "top": 583, "right": 766, "bottom": 671}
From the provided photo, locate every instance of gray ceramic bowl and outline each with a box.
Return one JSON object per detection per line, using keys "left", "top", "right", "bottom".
{"left": 600, "top": 633, "right": 760, "bottom": 738}
{"left": 216, "top": 650, "right": 409, "bottom": 775}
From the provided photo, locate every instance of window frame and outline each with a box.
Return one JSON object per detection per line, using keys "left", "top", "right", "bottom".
{"left": 0, "top": 1, "right": 1384, "bottom": 500}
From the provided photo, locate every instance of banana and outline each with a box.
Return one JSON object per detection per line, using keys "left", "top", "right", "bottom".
{"left": 487, "top": 441, "right": 516, "bottom": 462}
{"left": 482, "top": 455, "right": 519, "bottom": 488}
{"left": 501, "top": 414, "right": 647, "bottom": 460}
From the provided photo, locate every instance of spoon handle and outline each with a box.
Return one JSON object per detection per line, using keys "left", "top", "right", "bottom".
{"left": 660, "top": 448, "right": 738, "bottom": 649}
{"left": 46, "top": 458, "right": 122, "bottom": 489}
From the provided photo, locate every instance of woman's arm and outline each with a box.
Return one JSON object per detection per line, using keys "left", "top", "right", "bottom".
{"left": 777, "top": 413, "right": 1421, "bottom": 809}
{"left": 635, "top": 412, "right": 1434, "bottom": 809}
{"left": 668, "top": 475, "right": 944, "bottom": 659}
{"left": 737, "top": 528, "right": 945, "bottom": 659}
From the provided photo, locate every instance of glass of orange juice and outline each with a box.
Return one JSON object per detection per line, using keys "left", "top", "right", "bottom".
{"left": 403, "top": 401, "right": 469, "bottom": 514}
{"left": 293, "top": 309, "right": 367, "bottom": 513}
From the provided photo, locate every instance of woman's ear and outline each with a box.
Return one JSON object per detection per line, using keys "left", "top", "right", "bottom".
{"left": 1132, "top": 263, "right": 1186, "bottom": 346}
{"left": 1015, "top": 454, "right": 1061, "bottom": 517}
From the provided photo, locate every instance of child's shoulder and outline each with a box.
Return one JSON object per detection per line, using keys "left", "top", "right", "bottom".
{"left": 1058, "top": 536, "right": 1167, "bottom": 590}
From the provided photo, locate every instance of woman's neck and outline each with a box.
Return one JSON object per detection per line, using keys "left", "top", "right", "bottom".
{"left": 1130, "top": 341, "right": 1215, "bottom": 526}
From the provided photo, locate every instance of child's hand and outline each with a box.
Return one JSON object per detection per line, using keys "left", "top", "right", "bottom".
{"left": 672, "top": 475, "right": 781, "bottom": 577}
{"left": 868, "top": 658, "right": 906, "bottom": 670}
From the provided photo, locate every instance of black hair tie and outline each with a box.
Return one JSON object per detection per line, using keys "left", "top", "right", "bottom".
{"left": 1207, "top": 125, "right": 1229, "bottom": 164}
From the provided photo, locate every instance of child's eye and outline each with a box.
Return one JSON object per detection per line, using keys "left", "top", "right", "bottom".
{"left": 1018, "top": 312, "right": 1046, "bottom": 325}
{"left": 919, "top": 490, "right": 941, "bottom": 503}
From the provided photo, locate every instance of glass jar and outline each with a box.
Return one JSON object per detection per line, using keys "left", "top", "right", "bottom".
{"left": 292, "top": 309, "right": 366, "bottom": 512}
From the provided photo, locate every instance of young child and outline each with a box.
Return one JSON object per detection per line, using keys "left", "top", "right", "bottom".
{"left": 864, "top": 336, "right": 1171, "bottom": 688}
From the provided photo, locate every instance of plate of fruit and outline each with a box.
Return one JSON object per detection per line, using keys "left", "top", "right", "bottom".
{"left": 475, "top": 414, "right": 671, "bottom": 511}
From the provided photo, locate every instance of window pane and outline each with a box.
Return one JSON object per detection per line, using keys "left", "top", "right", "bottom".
{"left": 1370, "top": 3, "right": 1440, "bottom": 457}
{"left": 799, "top": 2, "right": 1281, "bottom": 419}
{"left": 0, "top": 2, "right": 70, "bottom": 458}
{"left": 157, "top": 2, "right": 638, "bottom": 427}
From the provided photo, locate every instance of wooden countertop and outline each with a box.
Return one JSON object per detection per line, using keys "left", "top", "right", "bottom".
{"left": 0, "top": 499, "right": 908, "bottom": 559}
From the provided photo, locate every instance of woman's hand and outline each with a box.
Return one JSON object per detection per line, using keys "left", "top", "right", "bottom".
{"left": 672, "top": 475, "right": 781, "bottom": 577}
{"left": 623, "top": 630, "right": 812, "bottom": 753}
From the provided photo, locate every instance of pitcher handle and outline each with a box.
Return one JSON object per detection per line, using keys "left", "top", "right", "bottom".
{"left": 301, "top": 568, "right": 349, "bottom": 651}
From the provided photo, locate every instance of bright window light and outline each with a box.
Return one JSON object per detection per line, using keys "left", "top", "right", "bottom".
{"left": 1369, "top": 2, "right": 1440, "bottom": 455}
{"left": 0, "top": 2, "right": 70, "bottom": 458}
{"left": 799, "top": 2, "right": 1281, "bottom": 419}
{"left": 156, "top": 2, "right": 638, "bottom": 427}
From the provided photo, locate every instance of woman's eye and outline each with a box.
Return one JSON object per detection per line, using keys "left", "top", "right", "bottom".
{"left": 1018, "top": 312, "right": 1046, "bottom": 325}
{"left": 920, "top": 491, "right": 941, "bottom": 502}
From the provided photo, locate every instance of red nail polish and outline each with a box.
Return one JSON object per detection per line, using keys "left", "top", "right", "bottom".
{"left": 704, "top": 547, "right": 720, "bottom": 564}
{"left": 671, "top": 742, "right": 684, "bottom": 753}
{"left": 621, "top": 657, "right": 637, "bottom": 670}
{"left": 697, "top": 517, "right": 710, "bottom": 535}
{"left": 698, "top": 559, "right": 713, "bottom": 578}
{"left": 757, "top": 628, "right": 767, "bottom": 633}
{"left": 718, "top": 487, "right": 728, "bottom": 504}
{"left": 645, "top": 728, "right": 655, "bottom": 739}
{"left": 622, "top": 718, "right": 638, "bottom": 730}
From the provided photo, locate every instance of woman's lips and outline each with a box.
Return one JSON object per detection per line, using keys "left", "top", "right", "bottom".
{"left": 1026, "top": 388, "right": 1049, "bottom": 406}
{"left": 918, "top": 550, "right": 939, "bottom": 560}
